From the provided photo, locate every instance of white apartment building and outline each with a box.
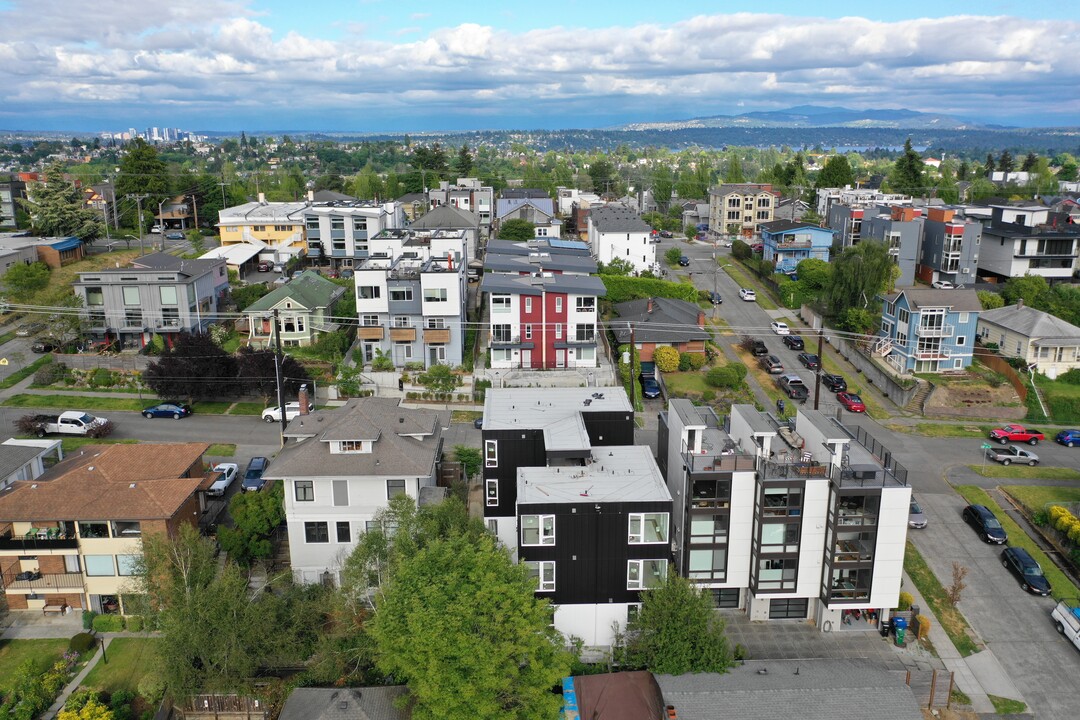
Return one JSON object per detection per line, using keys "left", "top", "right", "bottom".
{"left": 586, "top": 204, "right": 655, "bottom": 273}
{"left": 303, "top": 200, "right": 406, "bottom": 272}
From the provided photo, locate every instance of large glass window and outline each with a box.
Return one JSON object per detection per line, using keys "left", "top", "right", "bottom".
{"left": 763, "top": 487, "right": 802, "bottom": 516}
{"left": 757, "top": 558, "right": 797, "bottom": 590}
{"left": 690, "top": 515, "right": 728, "bottom": 542}
{"left": 423, "top": 288, "right": 448, "bottom": 302}
{"left": 85, "top": 287, "right": 104, "bottom": 305}
{"left": 304, "top": 522, "right": 329, "bottom": 543}
{"left": 627, "top": 559, "right": 667, "bottom": 590}
{"left": 389, "top": 287, "right": 413, "bottom": 302}
{"left": 111, "top": 521, "right": 141, "bottom": 537}
{"left": 358, "top": 286, "right": 380, "bottom": 300}
{"left": 526, "top": 561, "right": 556, "bottom": 592}
{"left": 122, "top": 287, "right": 140, "bottom": 305}
{"left": 688, "top": 548, "right": 727, "bottom": 580}
{"left": 159, "top": 286, "right": 178, "bottom": 305}
{"left": 336, "top": 522, "right": 351, "bottom": 543}
{"left": 485, "top": 478, "right": 499, "bottom": 506}
{"left": 521, "top": 515, "right": 555, "bottom": 546}
{"left": 760, "top": 522, "right": 800, "bottom": 551}
{"left": 116, "top": 555, "right": 139, "bottom": 576}
{"left": 78, "top": 521, "right": 109, "bottom": 539}
{"left": 491, "top": 295, "right": 511, "bottom": 313}
{"left": 628, "top": 513, "right": 669, "bottom": 543}
{"left": 84, "top": 555, "right": 115, "bottom": 576}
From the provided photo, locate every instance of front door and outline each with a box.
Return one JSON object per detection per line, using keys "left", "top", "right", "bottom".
{"left": 555, "top": 349, "right": 566, "bottom": 368}
{"left": 521, "top": 349, "right": 531, "bottom": 368}
{"left": 363, "top": 342, "right": 377, "bottom": 363}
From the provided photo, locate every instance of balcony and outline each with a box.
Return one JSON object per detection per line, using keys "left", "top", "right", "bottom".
{"left": 0, "top": 535, "right": 78, "bottom": 552}
{"left": 358, "top": 326, "right": 384, "bottom": 340}
{"left": 423, "top": 328, "right": 451, "bottom": 344}
{"left": 1, "top": 572, "right": 84, "bottom": 591}
{"left": 490, "top": 334, "right": 521, "bottom": 345}
{"left": 389, "top": 327, "right": 416, "bottom": 342}
{"left": 681, "top": 439, "right": 756, "bottom": 474}
{"left": 775, "top": 239, "right": 812, "bottom": 249}
{"left": 758, "top": 457, "right": 831, "bottom": 479}
{"left": 914, "top": 322, "right": 953, "bottom": 338}
{"left": 156, "top": 318, "right": 182, "bottom": 330}
{"left": 914, "top": 346, "right": 952, "bottom": 360}
{"left": 832, "top": 538, "right": 874, "bottom": 563}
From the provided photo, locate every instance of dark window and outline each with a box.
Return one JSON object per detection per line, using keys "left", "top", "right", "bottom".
{"left": 387, "top": 479, "right": 406, "bottom": 498}
{"left": 295, "top": 480, "right": 314, "bottom": 502}
{"left": 769, "top": 598, "right": 808, "bottom": 619}
{"left": 336, "top": 522, "right": 351, "bottom": 543}
{"left": 304, "top": 522, "right": 329, "bottom": 543}
{"left": 712, "top": 588, "right": 741, "bottom": 608}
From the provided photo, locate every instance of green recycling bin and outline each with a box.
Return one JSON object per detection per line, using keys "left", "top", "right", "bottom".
{"left": 893, "top": 616, "right": 907, "bottom": 646}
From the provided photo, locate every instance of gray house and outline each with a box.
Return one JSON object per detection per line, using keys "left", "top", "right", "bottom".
{"left": 73, "top": 252, "right": 229, "bottom": 348}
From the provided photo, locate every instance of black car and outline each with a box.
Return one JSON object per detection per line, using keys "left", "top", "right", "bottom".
{"left": 782, "top": 335, "right": 804, "bottom": 351}
{"left": 797, "top": 353, "right": 821, "bottom": 370}
{"left": 31, "top": 339, "right": 59, "bottom": 353}
{"left": 821, "top": 373, "right": 847, "bottom": 392}
{"left": 678, "top": 256, "right": 690, "bottom": 266}
{"left": 473, "top": 416, "right": 484, "bottom": 430}
{"left": 659, "top": 230, "right": 674, "bottom": 238}
{"left": 962, "top": 504, "right": 1007, "bottom": 544}
{"left": 709, "top": 292, "right": 722, "bottom": 304}
{"left": 1000, "top": 547, "right": 1052, "bottom": 596}
{"left": 642, "top": 376, "right": 661, "bottom": 399}
{"left": 750, "top": 340, "right": 768, "bottom": 357}
{"left": 242, "top": 456, "right": 270, "bottom": 492}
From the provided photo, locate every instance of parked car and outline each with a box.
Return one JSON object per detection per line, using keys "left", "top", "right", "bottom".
{"left": 340, "top": 269, "right": 354, "bottom": 279}
{"left": 751, "top": 243, "right": 764, "bottom": 254}
{"left": 1001, "top": 547, "right": 1052, "bottom": 596}
{"left": 836, "top": 392, "right": 866, "bottom": 413}
{"left": 749, "top": 340, "right": 769, "bottom": 357}
{"left": 262, "top": 401, "right": 314, "bottom": 422}
{"left": 962, "top": 504, "right": 1007, "bottom": 544}
{"left": 207, "top": 463, "right": 239, "bottom": 497}
{"left": 31, "top": 339, "right": 59, "bottom": 353}
{"left": 783, "top": 334, "right": 804, "bottom": 351}
{"left": 1054, "top": 429, "right": 1080, "bottom": 447}
{"left": 770, "top": 321, "right": 790, "bottom": 335}
{"left": 292, "top": 269, "right": 305, "bottom": 280}
{"left": 15, "top": 322, "right": 44, "bottom": 337}
{"left": 241, "top": 457, "right": 270, "bottom": 492}
{"left": 759, "top": 355, "right": 784, "bottom": 374}
{"left": 272, "top": 263, "right": 285, "bottom": 273}
{"left": 678, "top": 256, "right": 690, "bottom": 266}
{"left": 142, "top": 402, "right": 192, "bottom": 419}
{"left": 908, "top": 497, "right": 927, "bottom": 529}
{"left": 738, "top": 287, "right": 756, "bottom": 301}
{"left": 165, "top": 232, "right": 184, "bottom": 240}
{"left": 1052, "top": 600, "right": 1080, "bottom": 651}
{"left": 797, "top": 353, "right": 820, "bottom": 370}
{"left": 709, "top": 291, "right": 723, "bottom": 304}
{"left": 931, "top": 280, "right": 955, "bottom": 289}
{"left": 473, "top": 416, "right": 484, "bottom": 430}
{"left": 257, "top": 261, "right": 272, "bottom": 272}
{"left": 659, "top": 230, "right": 674, "bottom": 238}
{"left": 641, "top": 376, "right": 661, "bottom": 399}
{"left": 989, "top": 424, "right": 1044, "bottom": 445}
{"left": 20, "top": 411, "right": 110, "bottom": 438}
{"left": 985, "top": 444, "right": 1039, "bottom": 466}
{"left": 821, "top": 373, "right": 847, "bottom": 392}
{"left": 775, "top": 374, "right": 809, "bottom": 402}
{"left": 149, "top": 225, "right": 162, "bottom": 234}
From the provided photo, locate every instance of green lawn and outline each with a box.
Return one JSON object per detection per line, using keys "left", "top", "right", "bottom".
{"left": 0, "top": 355, "right": 54, "bottom": 389}
{"left": 903, "top": 541, "right": 981, "bottom": 657}
{"left": 1002, "top": 485, "right": 1080, "bottom": 514}
{"left": 816, "top": 351, "right": 889, "bottom": 420}
{"left": 191, "top": 401, "right": 233, "bottom": 415}
{"left": 663, "top": 371, "right": 710, "bottom": 396}
{"left": 1037, "top": 375, "right": 1080, "bottom": 424}
{"left": 79, "top": 638, "right": 160, "bottom": 695}
{"left": 205, "top": 443, "right": 237, "bottom": 457}
{"left": 450, "top": 410, "right": 482, "bottom": 423}
{"left": 1, "top": 394, "right": 149, "bottom": 411}
{"left": 967, "top": 465, "right": 1080, "bottom": 480}
{"left": 227, "top": 402, "right": 264, "bottom": 416}
{"left": 0, "top": 638, "right": 70, "bottom": 695}
{"left": 988, "top": 695, "right": 1027, "bottom": 715}
{"left": 722, "top": 264, "right": 779, "bottom": 310}
{"left": 908, "top": 423, "right": 995, "bottom": 438}
{"left": 58, "top": 437, "right": 140, "bottom": 453}
{"left": 955, "top": 485, "right": 1080, "bottom": 601}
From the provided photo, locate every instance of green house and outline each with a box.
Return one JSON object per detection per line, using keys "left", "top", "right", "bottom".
{"left": 243, "top": 271, "right": 347, "bottom": 347}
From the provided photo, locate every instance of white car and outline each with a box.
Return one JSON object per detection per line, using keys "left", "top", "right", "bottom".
{"left": 262, "top": 401, "right": 313, "bottom": 423}
{"left": 208, "top": 463, "right": 238, "bottom": 497}
{"left": 931, "top": 280, "right": 955, "bottom": 289}
{"left": 739, "top": 288, "right": 757, "bottom": 301}
{"left": 770, "top": 321, "right": 790, "bottom": 335}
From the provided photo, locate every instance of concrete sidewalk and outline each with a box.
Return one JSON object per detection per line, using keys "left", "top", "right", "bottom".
{"left": 41, "top": 636, "right": 110, "bottom": 720}
{"left": 900, "top": 570, "right": 1022, "bottom": 714}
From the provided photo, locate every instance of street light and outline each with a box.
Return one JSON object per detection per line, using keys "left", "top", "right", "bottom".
{"left": 123, "top": 234, "right": 144, "bottom": 255}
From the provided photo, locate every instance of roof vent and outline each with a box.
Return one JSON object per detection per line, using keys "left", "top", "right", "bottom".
{"left": 399, "top": 417, "right": 404, "bottom": 423}
{"left": 129, "top": 483, "right": 136, "bottom": 489}
{"left": 88, "top": 466, "right": 95, "bottom": 471}
{"left": 30, "top": 483, "right": 38, "bottom": 489}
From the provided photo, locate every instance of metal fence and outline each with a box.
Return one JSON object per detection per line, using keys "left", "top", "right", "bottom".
{"left": 849, "top": 424, "right": 908, "bottom": 486}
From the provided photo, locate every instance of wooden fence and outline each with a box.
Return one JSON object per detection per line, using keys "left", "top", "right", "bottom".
{"left": 974, "top": 347, "right": 1028, "bottom": 401}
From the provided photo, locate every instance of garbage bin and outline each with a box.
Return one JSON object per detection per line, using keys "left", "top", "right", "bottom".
{"left": 892, "top": 616, "right": 907, "bottom": 646}
{"left": 879, "top": 619, "right": 891, "bottom": 638}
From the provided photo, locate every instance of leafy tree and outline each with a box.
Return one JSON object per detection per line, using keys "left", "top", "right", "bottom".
{"left": 1058, "top": 158, "right": 1078, "bottom": 182}
{"left": 705, "top": 363, "right": 746, "bottom": 389}
{"left": 412, "top": 143, "right": 449, "bottom": 173}
{"left": 588, "top": 157, "right": 617, "bottom": 195}
{"left": 621, "top": 573, "right": 733, "bottom": 675}
{"left": 313, "top": 174, "right": 345, "bottom": 193}
{"left": 453, "top": 445, "right": 482, "bottom": 480}
{"left": 957, "top": 160, "right": 970, "bottom": 181}
{"left": 598, "top": 257, "right": 635, "bottom": 276}
{"left": 19, "top": 164, "right": 103, "bottom": 239}
{"left": 816, "top": 155, "right": 855, "bottom": 189}
{"left": 417, "top": 363, "right": 459, "bottom": 393}
{"left": 653, "top": 345, "right": 680, "bottom": 373}
{"left": 186, "top": 229, "right": 205, "bottom": 255}
{"left": 665, "top": 246, "right": 684, "bottom": 265}
{"left": 977, "top": 290, "right": 1005, "bottom": 310}
{"left": 114, "top": 139, "right": 169, "bottom": 227}
{"left": 143, "top": 332, "right": 238, "bottom": 402}
{"left": 824, "top": 241, "right": 894, "bottom": 320}
{"left": 217, "top": 481, "right": 285, "bottom": 564}
{"left": 235, "top": 346, "right": 310, "bottom": 402}
{"left": 651, "top": 165, "right": 674, "bottom": 211}
{"left": 455, "top": 144, "right": 473, "bottom": 176}
{"left": 984, "top": 153, "right": 996, "bottom": 177}
{"left": 230, "top": 283, "right": 272, "bottom": 309}
{"left": 724, "top": 154, "right": 745, "bottom": 183}
{"left": 499, "top": 218, "right": 535, "bottom": 241}
{"left": 795, "top": 258, "right": 831, "bottom": 295}
{"left": 838, "top": 307, "right": 879, "bottom": 334}
{"left": 370, "top": 531, "right": 570, "bottom": 720}
{"left": 888, "top": 139, "right": 925, "bottom": 197}
{"left": 1002, "top": 274, "right": 1050, "bottom": 307}
{"left": 352, "top": 167, "right": 384, "bottom": 200}
{"left": 2, "top": 261, "right": 50, "bottom": 298}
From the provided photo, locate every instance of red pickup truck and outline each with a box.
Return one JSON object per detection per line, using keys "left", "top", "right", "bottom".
{"left": 989, "top": 424, "right": 1045, "bottom": 446}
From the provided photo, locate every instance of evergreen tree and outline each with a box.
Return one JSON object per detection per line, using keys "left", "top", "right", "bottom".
{"left": 998, "top": 150, "right": 1015, "bottom": 174}
{"left": 1021, "top": 152, "right": 1038, "bottom": 172}
{"left": 19, "top": 163, "right": 104, "bottom": 239}
{"left": 888, "top": 139, "right": 925, "bottom": 197}
{"left": 957, "top": 160, "right": 970, "bottom": 181}
{"left": 455, "top": 144, "right": 473, "bottom": 176}
{"left": 114, "top": 138, "right": 169, "bottom": 227}
{"left": 984, "top": 154, "right": 996, "bottom": 177}
{"left": 816, "top": 155, "right": 855, "bottom": 189}
{"left": 724, "top": 153, "right": 745, "bottom": 183}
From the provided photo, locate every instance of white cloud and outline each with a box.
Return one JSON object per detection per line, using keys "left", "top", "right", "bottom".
{"left": 0, "top": 2, "right": 1076, "bottom": 128}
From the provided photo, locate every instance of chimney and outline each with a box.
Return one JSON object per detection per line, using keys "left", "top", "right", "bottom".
{"left": 298, "top": 384, "right": 310, "bottom": 415}
{"left": 307, "top": 190, "right": 315, "bottom": 202}
{"left": 258, "top": 192, "right": 266, "bottom": 204}
{"left": 647, "top": 297, "right": 654, "bottom": 314}
{"left": 1017, "top": 298, "right": 1024, "bottom": 309}
{"left": 697, "top": 309, "right": 705, "bottom": 327}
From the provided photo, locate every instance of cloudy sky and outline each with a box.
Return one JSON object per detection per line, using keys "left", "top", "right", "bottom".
{"left": 1, "top": 0, "right": 1076, "bottom": 133}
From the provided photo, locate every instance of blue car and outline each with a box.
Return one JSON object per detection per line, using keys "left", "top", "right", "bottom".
{"left": 641, "top": 377, "right": 661, "bottom": 399}
{"left": 142, "top": 402, "right": 191, "bottom": 419}
{"left": 1056, "top": 429, "right": 1080, "bottom": 448}
{"left": 242, "top": 457, "right": 270, "bottom": 492}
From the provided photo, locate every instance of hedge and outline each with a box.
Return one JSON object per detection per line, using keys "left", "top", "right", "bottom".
{"left": 91, "top": 614, "right": 125, "bottom": 632}
{"left": 600, "top": 276, "right": 699, "bottom": 304}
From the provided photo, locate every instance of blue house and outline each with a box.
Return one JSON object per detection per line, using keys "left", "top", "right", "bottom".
{"left": 759, "top": 220, "right": 833, "bottom": 274}
{"left": 876, "top": 288, "right": 983, "bottom": 373}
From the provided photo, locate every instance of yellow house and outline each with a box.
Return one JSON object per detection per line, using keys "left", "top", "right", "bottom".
{"left": 217, "top": 193, "right": 308, "bottom": 256}
{"left": 977, "top": 301, "right": 1080, "bottom": 380}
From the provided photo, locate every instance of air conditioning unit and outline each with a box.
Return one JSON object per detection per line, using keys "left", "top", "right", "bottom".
{"left": 961, "top": 267, "right": 970, "bottom": 274}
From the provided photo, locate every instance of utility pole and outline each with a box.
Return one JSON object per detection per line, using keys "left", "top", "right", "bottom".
{"left": 627, "top": 322, "right": 636, "bottom": 410}
{"left": 814, "top": 328, "right": 824, "bottom": 411}
{"left": 157, "top": 199, "right": 167, "bottom": 251}
{"left": 273, "top": 309, "right": 287, "bottom": 445}
{"left": 126, "top": 193, "right": 148, "bottom": 256}
{"left": 218, "top": 182, "right": 227, "bottom": 208}
{"left": 188, "top": 194, "right": 199, "bottom": 232}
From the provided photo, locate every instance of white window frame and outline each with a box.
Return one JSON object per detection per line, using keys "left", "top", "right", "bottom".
{"left": 521, "top": 514, "right": 555, "bottom": 546}
{"left": 527, "top": 560, "right": 556, "bottom": 592}
{"left": 524, "top": 297, "right": 533, "bottom": 313}
{"left": 627, "top": 559, "right": 667, "bottom": 590}
{"left": 485, "top": 439, "right": 498, "bottom": 467}
{"left": 389, "top": 287, "right": 413, "bottom": 302}
{"left": 628, "top": 512, "right": 670, "bottom": 544}
{"left": 492, "top": 295, "right": 511, "bottom": 313}
{"left": 485, "top": 479, "right": 499, "bottom": 506}
{"left": 555, "top": 297, "right": 563, "bottom": 313}
{"left": 955, "top": 336, "right": 966, "bottom": 346}
{"left": 575, "top": 297, "right": 595, "bottom": 312}
{"left": 524, "top": 324, "right": 532, "bottom": 340}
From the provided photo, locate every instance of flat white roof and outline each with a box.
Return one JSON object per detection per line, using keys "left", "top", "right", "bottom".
{"left": 517, "top": 446, "right": 670, "bottom": 505}
{"left": 483, "top": 387, "right": 632, "bottom": 430}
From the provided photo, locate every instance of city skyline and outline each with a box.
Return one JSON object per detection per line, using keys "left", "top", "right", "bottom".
{"left": 1, "top": 0, "right": 1078, "bottom": 133}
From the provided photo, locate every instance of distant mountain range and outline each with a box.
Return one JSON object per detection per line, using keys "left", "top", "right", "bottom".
{"left": 619, "top": 105, "right": 1006, "bottom": 131}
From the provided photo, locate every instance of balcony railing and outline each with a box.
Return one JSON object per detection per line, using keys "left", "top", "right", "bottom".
{"left": 914, "top": 322, "right": 953, "bottom": 338}
{"left": 357, "top": 326, "right": 384, "bottom": 340}
{"left": 490, "top": 334, "right": 521, "bottom": 345}
{"left": 914, "top": 346, "right": 952, "bottom": 360}
{"left": 681, "top": 440, "right": 755, "bottom": 474}
{"left": 758, "top": 457, "right": 831, "bottom": 479}
{"left": 1, "top": 572, "right": 84, "bottom": 591}
{"left": 423, "top": 328, "right": 451, "bottom": 344}
{"left": 0, "top": 536, "right": 78, "bottom": 552}
{"left": 775, "top": 239, "right": 812, "bottom": 249}
{"left": 389, "top": 327, "right": 416, "bottom": 342}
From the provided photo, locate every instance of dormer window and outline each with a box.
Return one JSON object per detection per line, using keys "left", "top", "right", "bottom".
{"left": 335, "top": 440, "right": 372, "bottom": 453}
